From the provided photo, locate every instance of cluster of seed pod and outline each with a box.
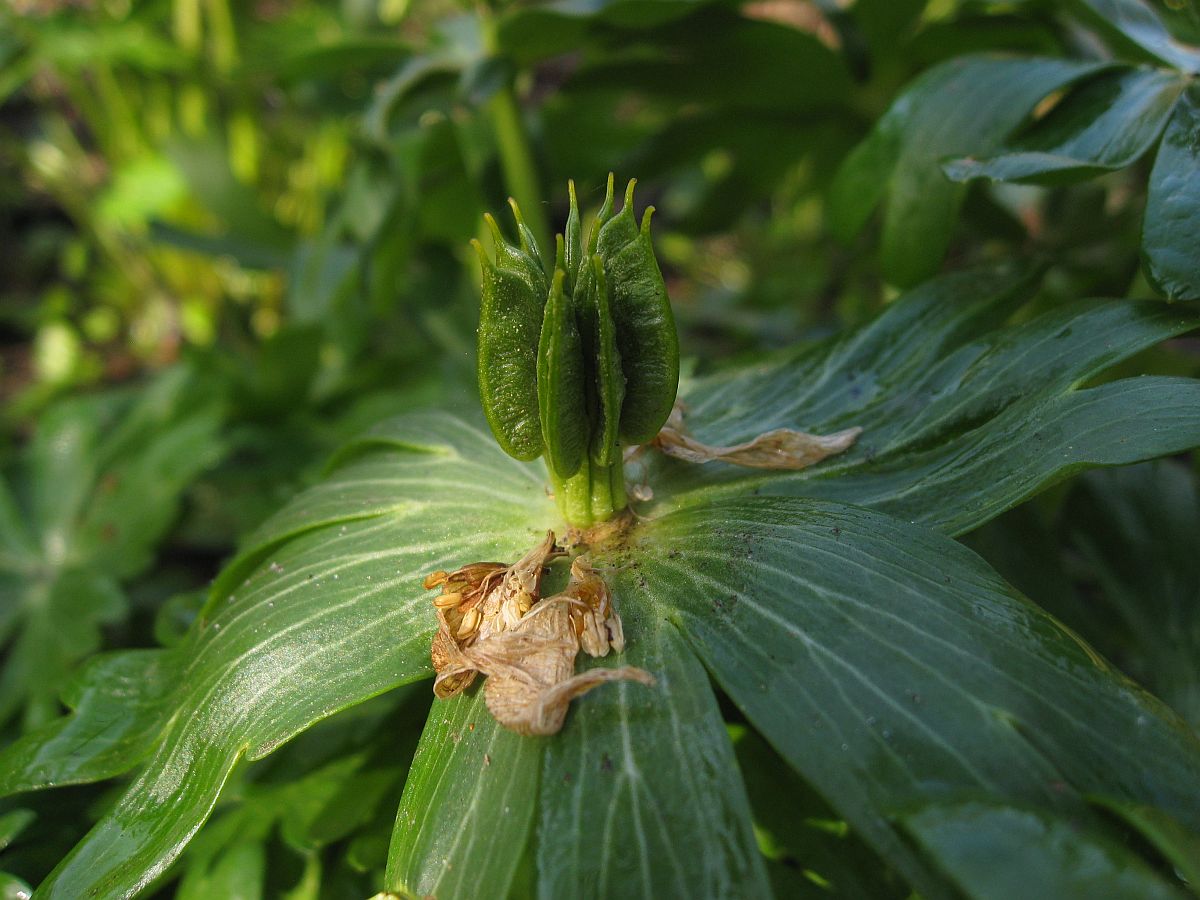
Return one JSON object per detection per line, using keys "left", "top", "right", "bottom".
{"left": 474, "top": 176, "right": 679, "bottom": 524}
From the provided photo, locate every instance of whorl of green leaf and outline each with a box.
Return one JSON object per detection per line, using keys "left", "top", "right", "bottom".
{"left": 475, "top": 176, "right": 678, "bottom": 495}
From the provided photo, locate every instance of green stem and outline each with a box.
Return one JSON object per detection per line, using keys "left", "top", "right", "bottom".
{"left": 549, "top": 458, "right": 628, "bottom": 529}
{"left": 479, "top": 7, "right": 552, "bottom": 255}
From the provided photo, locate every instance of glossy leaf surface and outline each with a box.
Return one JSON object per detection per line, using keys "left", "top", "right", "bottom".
{"left": 944, "top": 66, "right": 1187, "bottom": 184}
{"left": 1074, "top": 0, "right": 1200, "bottom": 72}
{"left": 642, "top": 266, "right": 1200, "bottom": 536}
{"left": 626, "top": 498, "right": 1200, "bottom": 891}
{"left": 386, "top": 690, "right": 541, "bottom": 900}
{"left": 6, "top": 273, "right": 1200, "bottom": 897}
{"left": 19, "top": 415, "right": 551, "bottom": 898}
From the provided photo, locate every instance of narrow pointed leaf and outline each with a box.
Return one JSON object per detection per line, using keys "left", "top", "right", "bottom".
{"left": 628, "top": 496, "right": 1200, "bottom": 892}
{"left": 829, "top": 56, "right": 1106, "bottom": 286}
{"left": 944, "top": 66, "right": 1187, "bottom": 185}
{"left": 646, "top": 267, "right": 1200, "bottom": 536}
{"left": 385, "top": 690, "right": 542, "bottom": 900}
{"left": 18, "top": 413, "right": 552, "bottom": 898}
{"left": 536, "top": 611, "right": 770, "bottom": 900}
{"left": 1144, "top": 83, "right": 1200, "bottom": 301}
{"left": 1073, "top": 0, "right": 1200, "bottom": 72}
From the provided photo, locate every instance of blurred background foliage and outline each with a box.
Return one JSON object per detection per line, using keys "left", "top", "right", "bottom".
{"left": 0, "top": 0, "right": 1198, "bottom": 896}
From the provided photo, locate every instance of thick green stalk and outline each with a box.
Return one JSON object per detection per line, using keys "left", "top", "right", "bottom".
{"left": 549, "top": 458, "right": 628, "bottom": 528}
{"left": 479, "top": 9, "right": 551, "bottom": 254}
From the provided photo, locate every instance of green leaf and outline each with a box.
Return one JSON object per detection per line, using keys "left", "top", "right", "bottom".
{"left": 388, "top": 570, "right": 769, "bottom": 900}
{"left": 20, "top": 414, "right": 551, "bottom": 899}
{"left": 1073, "top": 0, "right": 1200, "bottom": 72}
{"left": 625, "top": 497, "right": 1200, "bottom": 892}
{"left": 0, "top": 650, "right": 174, "bottom": 795}
{"left": 901, "top": 800, "right": 1186, "bottom": 899}
{"left": 1061, "top": 460, "right": 1200, "bottom": 727}
{"left": 1144, "top": 83, "right": 1200, "bottom": 301}
{"left": 645, "top": 266, "right": 1200, "bottom": 536}
{"left": 944, "top": 66, "right": 1187, "bottom": 185}
{"left": 1088, "top": 795, "right": 1200, "bottom": 888}
{"left": 385, "top": 690, "right": 541, "bottom": 900}
{"left": 534, "top": 612, "right": 769, "bottom": 899}
{"left": 829, "top": 56, "right": 1106, "bottom": 286}
{"left": 0, "top": 872, "right": 32, "bottom": 900}
{"left": 0, "top": 369, "right": 225, "bottom": 731}
{"left": 497, "top": 0, "right": 714, "bottom": 65}
{"left": 731, "top": 726, "right": 907, "bottom": 899}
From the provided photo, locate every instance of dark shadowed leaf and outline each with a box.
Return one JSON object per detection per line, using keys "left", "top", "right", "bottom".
{"left": 1144, "top": 83, "right": 1200, "bottom": 300}
{"left": 829, "top": 56, "right": 1105, "bottom": 286}
{"left": 1088, "top": 795, "right": 1200, "bottom": 888}
{"left": 0, "top": 369, "right": 225, "bottom": 731}
{"left": 622, "top": 497, "right": 1200, "bottom": 891}
{"left": 901, "top": 800, "right": 1185, "bottom": 899}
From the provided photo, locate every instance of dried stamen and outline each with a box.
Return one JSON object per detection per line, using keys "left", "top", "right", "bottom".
{"left": 424, "top": 531, "right": 653, "bottom": 734}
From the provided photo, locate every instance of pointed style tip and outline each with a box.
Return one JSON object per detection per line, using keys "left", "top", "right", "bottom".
{"left": 469, "top": 237, "right": 489, "bottom": 267}
{"left": 623, "top": 178, "right": 637, "bottom": 210}
{"left": 483, "top": 212, "right": 504, "bottom": 243}
{"left": 640, "top": 205, "right": 655, "bottom": 234}
{"left": 507, "top": 196, "right": 526, "bottom": 227}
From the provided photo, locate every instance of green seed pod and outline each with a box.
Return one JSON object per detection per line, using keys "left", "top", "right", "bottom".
{"left": 563, "top": 180, "right": 583, "bottom": 297}
{"left": 596, "top": 180, "right": 680, "bottom": 445}
{"left": 537, "top": 250, "right": 589, "bottom": 479}
{"left": 475, "top": 177, "right": 679, "bottom": 525}
{"left": 575, "top": 253, "right": 625, "bottom": 466}
{"left": 475, "top": 209, "right": 550, "bottom": 461}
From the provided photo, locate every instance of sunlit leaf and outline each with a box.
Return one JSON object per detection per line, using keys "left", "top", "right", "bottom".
{"left": 0, "top": 370, "right": 225, "bottom": 731}
{"left": 385, "top": 691, "right": 541, "bottom": 900}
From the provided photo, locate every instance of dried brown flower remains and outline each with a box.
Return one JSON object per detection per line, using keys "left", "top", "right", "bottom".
{"left": 425, "top": 532, "right": 653, "bottom": 735}
{"left": 652, "top": 404, "right": 861, "bottom": 469}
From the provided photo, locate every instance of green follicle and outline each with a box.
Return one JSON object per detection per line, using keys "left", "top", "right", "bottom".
{"left": 549, "top": 457, "right": 628, "bottom": 529}
{"left": 475, "top": 176, "right": 677, "bottom": 528}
